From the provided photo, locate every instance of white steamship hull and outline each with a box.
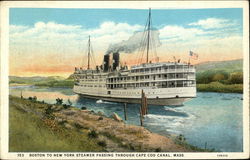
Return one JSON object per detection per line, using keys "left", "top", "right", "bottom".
{"left": 74, "top": 86, "right": 196, "bottom": 106}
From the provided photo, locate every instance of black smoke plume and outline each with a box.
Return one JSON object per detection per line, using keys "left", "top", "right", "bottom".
{"left": 106, "top": 30, "right": 161, "bottom": 55}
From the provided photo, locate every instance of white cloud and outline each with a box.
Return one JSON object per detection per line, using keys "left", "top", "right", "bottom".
{"left": 9, "top": 21, "right": 144, "bottom": 62}
{"left": 10, "top": 25, "right": 29, "bottom": 34}
{"left": 188, "top": 18, "right": 235, "bottom": 29}
{"left": 159, "top": 25, "right": 205, "bottom": 42}
{"left": 10, "top": 20, "right": 242, "bottom": 66}
{"left": 88, "top": 21, "right": 142, "bottom": 36}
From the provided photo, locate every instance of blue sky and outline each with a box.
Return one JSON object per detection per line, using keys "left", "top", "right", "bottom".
{"left": 9, "top": 8, "right": 243, "bottom": 76}
{"left": 10, "top": 8, "right": 242, "bottom": 29}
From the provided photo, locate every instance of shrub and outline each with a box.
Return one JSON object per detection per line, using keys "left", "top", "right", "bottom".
{"left": 33, "top": 96, "right": 37, "bottom": 101}
{"left": 98, "top": 116, "right": 103, "bottom": 121}
{"left": 212, "top": 73, "right": 226, "bottom": 81}
{"left": 44, "top": 106, "right": 55, "bottom": 119}
{"left": 228, "top": 72, "right": 243, "bottom": 84}
{"left": 97, "top": 140, "right": 107, "bottom": 147}
{"left": 155, "top": 147, "right": 161, "bottom": 152}
{"left": 196, "top": 70, "right": 229, "bottom": 84}
{"left": 176, "top": 134, "right": 186, "bottom": 143}
{"left": 197, "top": 82, "right": 243, "bottom": 93}
{"left": 81, "top": 106, "right": 87, "bottom": 110}
{"left": 28, "top": 96, "right": 37, "bottom": 101}
{"left": 74, "top": 123, "right": 84, "bottom": 130}
{"left": 68, "top": 99, "right": 72, "bottom": 106}
{"left": 56, "top": 98, "right": 63, "bottom": 105}
{"left": 63, "top": 104, "right": 70, "bottom": 109}
{"left": 88, "top": 130, "right": 98, "bottom": 138}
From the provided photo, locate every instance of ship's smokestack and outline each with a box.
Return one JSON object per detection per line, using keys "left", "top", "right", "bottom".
{"left": 112, "top": 52, "right": 119, "bottom": 70}
{"left": 103, "top": 54, "right": 110, "bottom": 72}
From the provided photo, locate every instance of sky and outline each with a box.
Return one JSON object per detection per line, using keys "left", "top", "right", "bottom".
{"left": 9, "top": 8, "right": 243, "bottom": 77}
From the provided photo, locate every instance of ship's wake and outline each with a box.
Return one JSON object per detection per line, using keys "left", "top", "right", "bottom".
{"left": 144, "top": 109, "right": 197, "bottom": 134}
{"left": 96, "top": 99, "right": 116, "bottom": 104}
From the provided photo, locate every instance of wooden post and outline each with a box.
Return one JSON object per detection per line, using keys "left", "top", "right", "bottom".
{"left": 124, "top": 103, "right": 127, "bottom": 121}
{"left": 141, "top": 89, "right": 144, "bottom": 116}
{"left": 139, "top": 107, "right": 143, "bottom": 126}
{"left": 143, "top": 92, "right": 146, "bottom": 116}
{"left": 145, "top": 96, "right": 148, "bottom": 115}
{"left": 21, "top": 90, "right": 23, "bottom": 99}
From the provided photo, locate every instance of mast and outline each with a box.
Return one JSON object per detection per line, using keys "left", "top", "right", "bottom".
{"left": 146, "top": 8, "right": 151, "bottom": 64}
{"left": 87, "top": 35, "right": 90, "bottom": 69}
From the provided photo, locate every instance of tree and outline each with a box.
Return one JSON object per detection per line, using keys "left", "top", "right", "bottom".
{"left": 212, "top": 73, "right": 226, "bottom": 82}
{"left": 228, "top": 72, "right": 243, "bottom": 84}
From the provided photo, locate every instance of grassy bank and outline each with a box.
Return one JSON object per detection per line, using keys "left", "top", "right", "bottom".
{"left": 197, "top": 82, "right": 243, "bottom": 93}
{"left": 9, "top": 96, "right": 211, "bottom": 152}
{"left": 9, "top": 96, "right": 103, "bottom": 152}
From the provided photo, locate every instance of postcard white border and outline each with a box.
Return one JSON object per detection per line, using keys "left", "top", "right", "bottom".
{"left": 1, "top": 1, "right": 249, "bottom": 159}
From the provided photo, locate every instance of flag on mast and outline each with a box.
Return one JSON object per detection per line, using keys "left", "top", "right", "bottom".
{"left": 189, "top": 51, "right": 198, "bottom": 60}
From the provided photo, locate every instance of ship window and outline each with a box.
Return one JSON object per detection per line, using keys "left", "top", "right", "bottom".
{"left": 169, "top": 65, "right": 175, "bottom": 69}
{"left": 158, "top": 75, "right": 161, "bottom": 78}
{"left": 177, "top": 65, "right": 183, "bottom": 69}
{"left": 107, "top": 91, "right": 111, "bottom": 94}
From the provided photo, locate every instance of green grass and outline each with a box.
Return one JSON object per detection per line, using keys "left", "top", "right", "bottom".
{"left": 9, "top": 96, "right": 104, "bottom": 152}
{"left": 197, "top": 82, "right": 243, "bottom": 93}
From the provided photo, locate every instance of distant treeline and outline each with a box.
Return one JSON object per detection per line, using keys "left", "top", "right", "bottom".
{"left": 9, "top": 76, "right": 74, "bottom": 88}
{"left": 196, "top": 70, "right": 243, "bottom": 93}
{"left": 196, "top": 70, "right": 243, "bottom": 84}
{"left": 35, "top": 80, "right": 74, "bottom": 88}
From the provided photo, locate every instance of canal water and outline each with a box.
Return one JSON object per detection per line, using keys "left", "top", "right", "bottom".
{"left": 9, "top": 86, "right": 243, "bottom": 152}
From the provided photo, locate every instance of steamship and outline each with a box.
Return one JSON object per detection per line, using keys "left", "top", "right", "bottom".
{"left": 73, "top": 9, "right": 196, "bottom": 106}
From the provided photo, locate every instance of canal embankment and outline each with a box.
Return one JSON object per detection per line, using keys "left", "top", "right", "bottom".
{"left": 9, "top": 95, "right": 212, "bottom": 152}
